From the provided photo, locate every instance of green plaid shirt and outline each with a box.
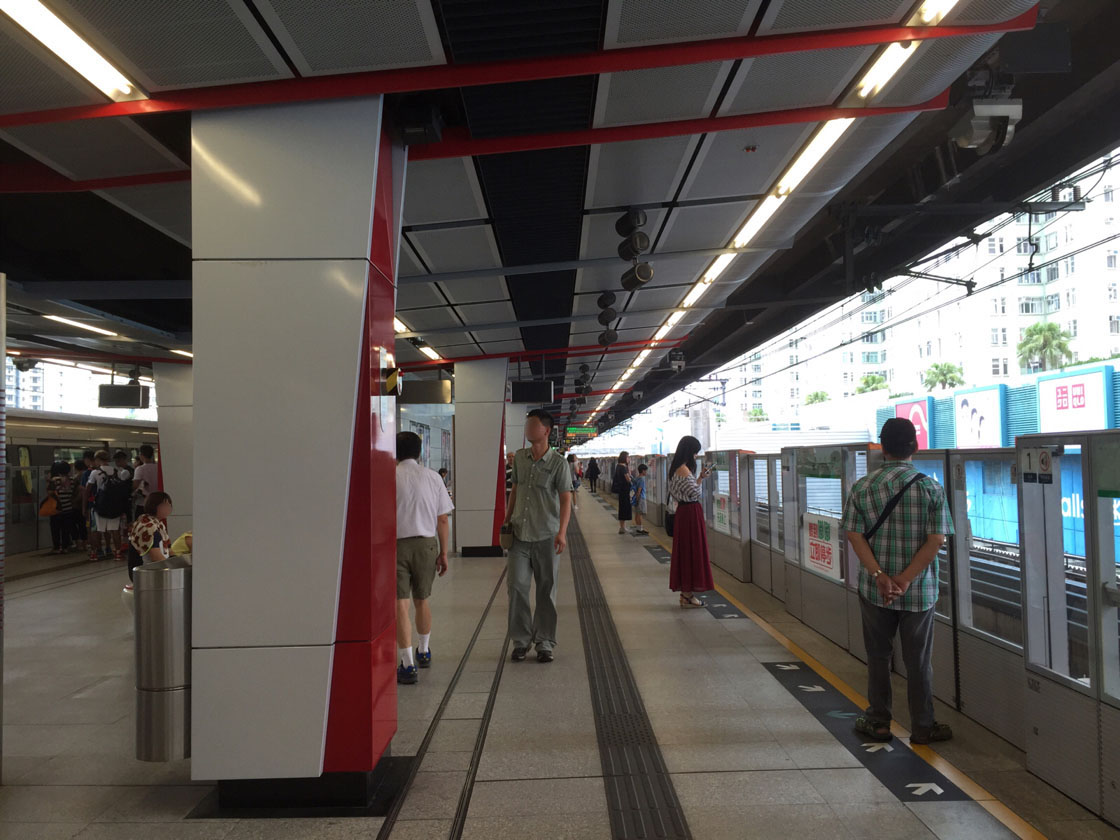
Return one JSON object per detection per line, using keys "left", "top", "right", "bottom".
{"left": 840, "top": 460, "right": 954, "bottom": 612}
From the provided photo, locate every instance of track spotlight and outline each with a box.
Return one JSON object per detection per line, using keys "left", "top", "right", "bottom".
{"left": 597, "top": 308, "right": 617, "bottom": 326}
{"left": 621, "top": 262, "right": 654, "bottom": 292}
{"left": 576, "top": 396, "right": 586, "bottom": 406}
{"left": 579, "top": 364, "right": 590, "bottom": 374}
{"left": 597, "top": 292, "right": 616, "bottom": 310}
{"left": 618, "top": 231, "right": 650, "bottom": 262}
{"left": 615, "top": 208, "right": 648, "bottom": 238}
{"left": 598, "top": 329, "right": 618, "bottom": 347}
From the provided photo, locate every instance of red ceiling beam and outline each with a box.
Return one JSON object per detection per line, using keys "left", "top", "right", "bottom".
{"left": 0, "top": 9, "right": 1038, "bottom": 129}
{"left": 410, "top": 93, "right": 949, "bottom": 160}
{"left": 0, "top": 162, "right": 189, "bottom": 193}
{"left": 399, "top": 337, "right": 685, "bottom": 371}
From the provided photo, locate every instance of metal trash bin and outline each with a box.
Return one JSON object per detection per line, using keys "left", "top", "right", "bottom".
{"left": 134, "top": 554, "right": 192, "bottom": 761}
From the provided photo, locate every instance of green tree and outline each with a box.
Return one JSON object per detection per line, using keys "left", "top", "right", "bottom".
{"left": 923, "top": 362, "right": 965, "bottom": 391}
{"left": 856, "top": 374, "right": 888, "bottom": 394}
{"left": 805, "top": 391, "right": 829, "bottom": 405}
{"left": 747, "top": 407, "right": 768, "bottom": 422}
{"left": 1017, "top": 321, "right": 1073, "bottom": 371}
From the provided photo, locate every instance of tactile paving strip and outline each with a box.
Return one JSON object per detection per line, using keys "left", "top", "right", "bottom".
{"left": 568, "top": 521, "right": 692, "bottom": 839}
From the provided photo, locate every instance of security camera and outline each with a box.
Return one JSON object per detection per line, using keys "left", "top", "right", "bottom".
{"left": 668, "top": 349, "right": 686, "bottom": 373}
{"left": 633, "top": 389, "right": 644, "bottom": 401}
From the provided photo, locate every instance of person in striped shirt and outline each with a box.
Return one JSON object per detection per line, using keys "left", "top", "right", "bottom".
{"left": 841, "top": 418, "right": 955, "bottom": 745}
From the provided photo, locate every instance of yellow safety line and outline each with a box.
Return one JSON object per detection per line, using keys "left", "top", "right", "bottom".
{"left": 635, "top": 521, "right": 1047, "bottom": 840}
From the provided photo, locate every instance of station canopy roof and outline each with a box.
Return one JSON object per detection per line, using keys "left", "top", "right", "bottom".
{"left": 1, "top": 0, "right": 1116, "bottom": 431}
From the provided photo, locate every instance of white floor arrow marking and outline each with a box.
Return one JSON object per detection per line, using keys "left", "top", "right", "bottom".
{"left": 906, "top": 783, "right": 944, "bottom": 796}
{"left": 776, "top": 664, "right": 800, "bottom": 670}
{"left": 797, "top": 685, "right": 826, "bottom": 692}
{"left": 862, "top": 742, "right": 894, "bottom": 753}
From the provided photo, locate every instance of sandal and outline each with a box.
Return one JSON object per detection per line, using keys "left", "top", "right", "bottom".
{"left": 854, "top": 715, "right": 893, "bottom": 742}
{"left": 910, "top": 722, "right": 953, "bottom": 744}
{"left": 679, "top": 594, "right": 703, "bottom": 608}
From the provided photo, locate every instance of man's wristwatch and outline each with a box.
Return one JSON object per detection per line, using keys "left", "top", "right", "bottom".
{"left": 871, "top": 569, "right": 883, "bottom": 580}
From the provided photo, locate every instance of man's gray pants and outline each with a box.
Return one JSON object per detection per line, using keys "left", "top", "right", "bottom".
{"left": 859, "top": 596, "right": 936, "bottom": 731}
{"left": 508, "top": 537, "right": 558, "bottom": 652}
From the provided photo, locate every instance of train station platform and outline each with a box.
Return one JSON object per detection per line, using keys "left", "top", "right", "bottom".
{"left": 2, "top": 489, "right": 1117, "bottom": 839}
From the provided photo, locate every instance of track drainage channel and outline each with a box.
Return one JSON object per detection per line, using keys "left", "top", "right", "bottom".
{"left": 568, "top": 519, "right": 692, "bottom": 840}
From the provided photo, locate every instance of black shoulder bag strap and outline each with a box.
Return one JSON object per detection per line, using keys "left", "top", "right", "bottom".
{"left": 862, "top": 473, "right": 923, "bottom": 542}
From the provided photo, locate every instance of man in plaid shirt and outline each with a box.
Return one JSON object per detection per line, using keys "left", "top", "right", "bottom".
{"left": 841, "top": 418, "right": 955, "bottom": 745}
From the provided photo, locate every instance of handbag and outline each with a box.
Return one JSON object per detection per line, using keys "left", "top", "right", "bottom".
{"left": 499, "top": 523, "right": 514, "bottom": 551}
{"left": 862, "top": 474, "right": 923, "bottom": 542}
{"left": 665, "top": 492, "right": 677, "bottom": 537}
{"left": 39, "top": 494, "right": 59, "bottom": 517}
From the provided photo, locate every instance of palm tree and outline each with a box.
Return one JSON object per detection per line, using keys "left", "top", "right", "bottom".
{"left": 1017, "top": 322, "right": 1073, "bottom": 371}
{"left": 805, "top": 391, "right": 829, "bottom": 404}
{"left": 856, "top": 374, "right": 888, "bottom": 394}
{"left": 923, "top": 362, "right": 965, "bottom": 391}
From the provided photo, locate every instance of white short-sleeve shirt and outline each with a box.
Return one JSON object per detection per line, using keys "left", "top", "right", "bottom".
{"left": 396, "top": 458, "right": 454, "bottom": 540}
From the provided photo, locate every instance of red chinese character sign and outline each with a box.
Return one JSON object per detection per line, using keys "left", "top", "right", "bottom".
{"left": 894, "top": 398, "right": 933, "bottom": 450}
{"left": 1038, "top": 369, "right": 1113, "bottom": 433}
{"left": 803, "top": 513, "right": 843, "bottom": 580}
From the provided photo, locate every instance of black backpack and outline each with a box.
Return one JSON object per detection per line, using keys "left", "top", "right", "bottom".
{"left": 95, "top": 470, "right": 132, "bottom": 518}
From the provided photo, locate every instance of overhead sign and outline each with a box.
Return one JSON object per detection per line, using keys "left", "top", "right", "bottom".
{"left": 954, "top": 386, "right": 1004, "bottom": 448}
{"left": 567, "top": 426, "right": 596, "bottom": 434}
{"left": 803, "top": 513, "right": 842, "bottom": 580}
{"left": 894, "top": 398, "right": 932, "bottom": 450}
{"left": 1038, "top": 369, "right": 1113, "bottom": 433}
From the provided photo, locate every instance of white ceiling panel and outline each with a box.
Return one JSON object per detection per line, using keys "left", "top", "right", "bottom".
{"left": 946, "top": 0, "right": 1038, "bottom": 24}
{"left": 594, "top": 62, "right": 732, "bottom": 127}
{"left": 96, "top": 181, "right": 192, "bottom": 246}
{"left": 618, "top": 309, "right": 669, "bottom": 330}
{"left": 403, "top": 158, "right": 486, "bottom": 225}
{"left": 797, "top": 112, "right": 918, "bottom": 196}
{"left": 255, "top": 0, "right": 446, "bottom": 75}
{"left": 720, "top": 46, "right": 875, "bottom": 116}
{"left": 658, "top": 203, "right": 753, "bottom": 253}
{"left": 756, "top": 0, "right": 911, "bottom": 34}
{"left": 876, "top": 34, "right": 1003, "bottom": 107}
{"left": 0, "top": 22, "right": 104, "bottom": 115}
{"left": 50, "top": 0, "right": 291, "bottom": 90}
{"left": 399, "top": 240, "right": 427, "bottom": 276}
{"left": 580, "top": 209, "right": 667, "bottom": 259}
{"left": 399, "top": 308, "right": 461, "bottom": 331}
{"left": 428, "top": 332, "right": 476, "bottom": 349}
{"left": 680, "top": 123, "right": 814, "bottom": 200}
{"left": 471, "top": 327, "right": 522, "bottom": 343}
{"left": 587, "top": 136, "right": 699, "bottom": 208}
{"left": 438, "top": 275, "right": 509, "bottom": 305}
{"left": 395, "top": 339, "right": 431, "bottom": 364}
{"left": 604, "top": 0, "right": 763, "bottom": 47}
{"left": 627, "top": 284, "right": 687, "bottom": 313}
{"left": 407, "top": 226, "right": 501, "bottom": 273}
{"left": 396, "top": 282, "right": 446, "bottom": 310}
{"left": 1, "top": 117, "right": 186, "bottom": 180}
{"left": 455, "top": 301, "right": 516, "bottom": 325}
{"left": 572, "top": 293, "right": 610, "bottom": 317}
{"left": 482, "top": 340, "right": 525, "bottom": 354}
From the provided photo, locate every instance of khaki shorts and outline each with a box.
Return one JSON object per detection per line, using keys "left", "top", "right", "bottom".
{"left": 397, "top": 536, "right": 440, "bottom": 601}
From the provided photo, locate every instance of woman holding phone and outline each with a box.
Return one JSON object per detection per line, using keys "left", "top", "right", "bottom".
{"left": 667, "top": 436, "right": 714, "bottom": 607}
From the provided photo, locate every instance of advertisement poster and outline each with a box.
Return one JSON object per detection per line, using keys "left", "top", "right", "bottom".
{"left": 803, "top": 513, "right": 842, "bottom": 580}
{"left": 441, "top": 429, "right": 452, "bottom": 475}
{"left": 410, "top": 421, "right": 431, "bottom": 468}
{"left": 1038, "top": 370, "right": 1111, "bottom": 433}
{"left": 713, "top": 493, "right": 730, "bottom": 535}
{"left": 955, "top": 387, "right": 1004, "bottom": 448}
{"left": 895, "top": 399, "right": 931, "bottom": 449}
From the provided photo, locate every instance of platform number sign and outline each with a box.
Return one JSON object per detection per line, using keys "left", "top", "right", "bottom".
{"left": 1020, "top": 448, "right": 1053, "bottom": 485}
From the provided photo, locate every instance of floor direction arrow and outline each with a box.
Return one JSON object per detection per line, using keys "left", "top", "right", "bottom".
{"left": 776, "top": 664, "right": 800, "bottom": 671}
{"left": 906, "top": 783, "right": 944, "bottom": 796}
{"left": 826, "top": 710, "right": 858, "bottom": 719}
{"left": 797, "top": 685, "right": 826, "bottom": 692}
{"left": 862, "top": 742, "right": 894, "bottom": 753}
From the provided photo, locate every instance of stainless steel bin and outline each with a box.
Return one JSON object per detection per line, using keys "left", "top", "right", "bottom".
{"left": 134, "top": 554, "right": 191, "bottom": 761}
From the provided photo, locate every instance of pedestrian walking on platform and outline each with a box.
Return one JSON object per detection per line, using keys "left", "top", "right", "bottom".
{"left": 632, "top": 463, "right": 649, "bottom": 536}
{"left": 668, "top": 436, "right": 713, "bottom": 608}
{"left": 566, "top": 453, "right": 580, "bottom": 511}
{"left": 395, "top": 431, "right": 454, "bottom": 685}
{"left": 613, "top": 451, "right": 632, "bottom": 534}
{"left": 585, "top": 458, "right": 600, "bottom": 491}
{"left": 841, "top": 417, "right": 955, "bottom": 745}
{"left": 504, "top": 409, "right": 572, "bottom": 664}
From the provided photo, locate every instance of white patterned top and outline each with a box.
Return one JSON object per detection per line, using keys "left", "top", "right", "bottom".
{"left": 669, "top": 470, "right": 701, "bottom": 503}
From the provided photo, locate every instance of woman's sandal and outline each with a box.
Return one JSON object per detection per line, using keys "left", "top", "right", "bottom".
{"left": 679, "top": 594, "right": 703, "bottom": 608}
{"left": 853, "top": 715, "right": 893, "bottom": 742}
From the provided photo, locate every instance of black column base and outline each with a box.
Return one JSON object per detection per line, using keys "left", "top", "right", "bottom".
{"left": 461, "top": 545, "right": 505, "bottom": 557}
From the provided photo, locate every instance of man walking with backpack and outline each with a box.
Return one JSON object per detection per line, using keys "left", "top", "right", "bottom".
{"left": 841, "top": 418, "right": 955, "bottom": 746}
{"left": 89, "top": 449, "right": 133, "bottom": 560}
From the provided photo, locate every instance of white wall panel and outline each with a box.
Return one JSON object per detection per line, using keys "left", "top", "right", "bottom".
{"left": 456, "top": 510, "right": 497, "bottom": 550}
{"left": 191, "top": 646, "right": 332, "bottom": 780}
{"left": 455, "top": 359, "right": 508, "bottom": 403}
{"left": 192, "top": 259, "right": 366, "bottom": 648}
{"left": 191, "top": 97, "right": 382, "bottom": 260}
{"left": 154, "top": 404, "right": 193, "bottom": 519}
{"left": 454, "top": 402, "right": 504, "bottom": 513}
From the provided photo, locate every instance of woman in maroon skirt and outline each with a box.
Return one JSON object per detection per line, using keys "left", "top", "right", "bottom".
{"left": 668, "top": 436, "right": 714, "bottom": 608}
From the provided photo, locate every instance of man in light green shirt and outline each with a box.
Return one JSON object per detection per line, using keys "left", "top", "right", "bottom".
{"left": 504, "top": 409, "right": 572, "bottom": 663}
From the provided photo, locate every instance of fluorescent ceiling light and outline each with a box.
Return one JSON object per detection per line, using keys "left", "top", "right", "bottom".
{"left": 682, "top": 282, "right": 710, "bottom": 309}
{"left": 912, "top": 0, "right": 961, "bottom": 24}
{"left": 5, "top": 350, "right": 19, "bottom": 355}
{"left": 43, "top": 358, "right": 75, "bottom": 366}
{"left": 667, "top": 310, "right": 685, "bottom": 327}
{"left": 1, "top": 0, "right": 141, "bottom": 100}
{"left": 777, "top": 119, "right": 854, "bottom": 195}
{"left": 636, "top": 349, "right": 651, "bottom": 364}
{"left": 78, "top": 363, "right": 113, "bottom": 375}
{"left": 419, "top": 346, "right": 442, "bottom": 361}
{"left": 733, "top": 194, "right": 787, "bottom": 248}
{"left": 856, "top": 42, "right": 918, "bottom": 99}
{"left": 393, "top": 317, "right": 408, "bottom": 333}
{"left": 704, "top": 253, "right": 736, "bottom": 283}
{"left": 653, "top": 322, "right": 673, "bottom": 341}
{"left": 43, "top": 314, "right": 118, "bottom": 337}
{"left": 171, "top": 349, "right": 193, "bottom": 358}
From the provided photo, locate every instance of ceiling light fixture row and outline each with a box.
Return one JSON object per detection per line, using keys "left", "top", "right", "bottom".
{"left": 394, "top": 316, "right": 443, "bottom": 362}
{"left": 593, "top": 0, "right": 959, "bottom": 429}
